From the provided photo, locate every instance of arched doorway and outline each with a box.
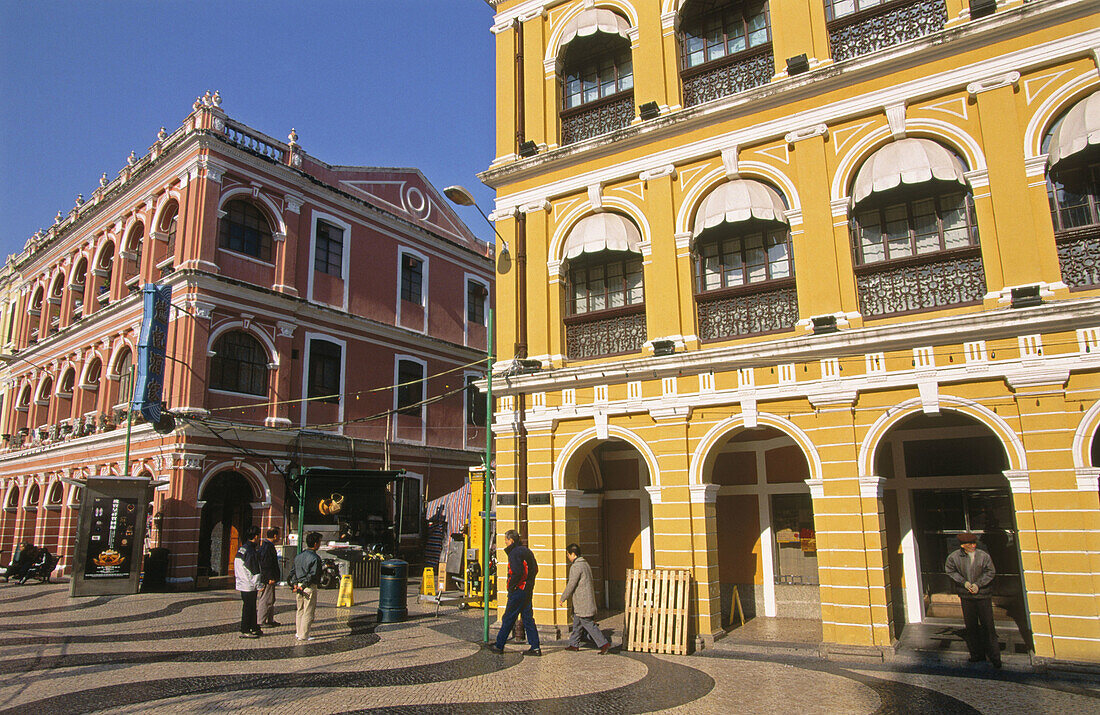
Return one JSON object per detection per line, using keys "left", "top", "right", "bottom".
{"left": 198, "top": 472, "right": 254, "bottom": 579}
{"left": 877, "top": 412, "right": 1029, "bottom": 644}
{"left": 563, "top": 438, "right": 653, "bottom": 610}
{"left": 703, "top": 426, "right": 819, "bottom": 624}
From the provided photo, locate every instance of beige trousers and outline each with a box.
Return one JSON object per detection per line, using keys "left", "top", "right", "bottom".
{"left": 295, "top": 586, "right": 317, "bottom": 639}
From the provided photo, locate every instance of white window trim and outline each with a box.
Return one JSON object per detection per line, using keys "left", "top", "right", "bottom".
{"left": 300, "top": 332, "right": 347, "bottom": 435}
{"left": 399, "top": 470, "right": 424, "bottom": 538}
{"left": 392, "top": 354, "right": 427, "bottom": 444}
{"left": 396, "top": 248, "right": 429, "bottom": 334}
{"left": 307, "top": 210, "right": 351, "bottom": 311}
{"left": 463, "top": 370, "right": 486, "bottom": 446}
{"left": 463, "top": 273, "right": 489, "bottom": 347}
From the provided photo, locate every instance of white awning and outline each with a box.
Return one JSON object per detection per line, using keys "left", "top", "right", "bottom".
{"left": 1047, "top": 90, "right": 1100, "bottom": 166}
{"left": 560, "top": 8, "right": 632, "bottom": 46}
{"left": 563, "top": 213, "right": 642, "bottom": 260}
{"left": 852, "top": 138, "right": 967, "bottom": 205}
{"left": 692, "top": 180, "right": 788, "bottom": 236}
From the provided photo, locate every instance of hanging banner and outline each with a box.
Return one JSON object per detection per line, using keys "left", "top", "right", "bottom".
{"left": 133, "top": 284, "right": 172, "bottom": 424}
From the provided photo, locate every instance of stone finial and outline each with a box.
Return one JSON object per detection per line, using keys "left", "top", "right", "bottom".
{"left": 74, "top": 194, "right": 84, "bottom": 207}
{"left": 127, "top": 150, "right": 137, "bottom": 166}
{"left": 288, "top": 128, "right": 298, "bottom": 148}
{"left": 157, "top": 126, "right": 167, "bottom": 141}
{"left": 202, "top": 90, "right": 213, "bottom": 107}
{"left": 99, "top": 172, "right": 109, "bottom": 187}
{"left": 54, "top": 211, "right": 63, "bottom": 224}
{"left": 212, "top": 90, "right": 221, "bottom": 107}
{"left": 193, "top": 97, "right": 203, "bottom": 111}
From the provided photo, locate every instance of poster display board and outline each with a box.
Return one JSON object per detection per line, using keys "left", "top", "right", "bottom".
{"left": 68, "top": 476, "right": 160, "bottom": 597}
{"left": 84, "top": 497, "right": 140, "bottom": 579}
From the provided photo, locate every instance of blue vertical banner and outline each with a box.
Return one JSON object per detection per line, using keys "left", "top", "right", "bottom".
{"left": 133, "top": 284, "right": 172, "bottom": 424}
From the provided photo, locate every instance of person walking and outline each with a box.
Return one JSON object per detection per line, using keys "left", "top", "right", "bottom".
{"left": 945, "top": 532, "right": 1001, "bottom": 668}
{"left": 290, "top": 531, "right": 323, "bottom": 642}
{"left": 234, "top": 526, "right": 263, "bottom": 638}
{"left": 489, "top": 530, "right": 541, "bottom": 656}
{"left": 257, "top": 527, "right": 281, "bottom": 627}
{"left": 560, "top": 543, "right": 611, "bottom": 654}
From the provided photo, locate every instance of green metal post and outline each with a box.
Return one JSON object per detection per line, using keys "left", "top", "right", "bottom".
{"left": 297, "top": 471, "right": 306, "bottom": 557}
{"left": 123, "top": 365, "right": 135, "bottom": 477}
{"left": 483, "top": 308, "right": 494, "bottom": 643}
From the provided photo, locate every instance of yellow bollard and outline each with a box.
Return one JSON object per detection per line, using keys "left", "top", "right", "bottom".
{"left": 337, "top": 574, "right": 354, "bottom": 607}
{"left": 420, "top": 566, "right": 435, "bottom": 596}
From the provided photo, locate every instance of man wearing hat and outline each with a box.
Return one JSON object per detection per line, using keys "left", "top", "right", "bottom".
{"left": 944, "top": 532, "right": 1001, "bottom": 667}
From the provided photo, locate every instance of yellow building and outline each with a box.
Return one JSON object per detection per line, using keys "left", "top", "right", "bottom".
{"left": 480, "top": 0, "right": 1100, "bottom": 664}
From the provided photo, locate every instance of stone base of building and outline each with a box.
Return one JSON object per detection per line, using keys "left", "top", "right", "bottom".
{"left": 819, "top": 642, "right": 892, "bottom": 663}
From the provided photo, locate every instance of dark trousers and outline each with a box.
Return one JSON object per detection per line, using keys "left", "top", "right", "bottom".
{"left": 495, "top": 589, "right": 540, "bottom": 650}
{"left": 961, "top": 596, "right": 999, "bottom": 663}
{"left": 240, "top": 590, "right": 259, "bottom": 634}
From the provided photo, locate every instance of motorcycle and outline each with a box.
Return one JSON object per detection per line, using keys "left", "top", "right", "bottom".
{"left": 318, "top": 558, "right": 341, "bottom": 589}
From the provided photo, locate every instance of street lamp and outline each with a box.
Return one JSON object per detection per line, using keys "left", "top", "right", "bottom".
{"left": 444, "top": 185, "right": 509, "bottom": 256}
{"left": 444, "top": 184, "right": 496, "bottom": 644}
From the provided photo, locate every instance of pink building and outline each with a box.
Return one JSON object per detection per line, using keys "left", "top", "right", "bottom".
{"left": 0, "top": 92, "right": 493, "bottom": 585}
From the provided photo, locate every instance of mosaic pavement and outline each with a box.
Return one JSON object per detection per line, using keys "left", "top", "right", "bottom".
{"left": 0, "top": 581, "right": 1096, "bottom": 713}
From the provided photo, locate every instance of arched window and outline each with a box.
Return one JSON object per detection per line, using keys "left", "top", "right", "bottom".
{"left": 5, "top": 486, "right": 18, "bottom": 509}
{"left": 558, "top": 9, "right": 635, "bottom": 145}
{"left": 84, "top": 358, "right": 102, "bottom": 389}
{"left": 94, "top": 241, "right": 115, "bottom": 305}
{"left": 17, "top": 384, "right": 31, "bottom": 410}
{"left": 848, "top": 138, "right": 983, "bottom": 317}
{"left": 1044, "top": 90, "right": 1100, "bottom": 290}
{"left": 47, "top": 481, "right": 64, "bottom": 506}
{"left": 125, "top": 222, "right": 144, "bottom": 269}
{"left": 115, "top": 349, "right": 133, "bottom": 404}
{"left": 36, "top": 376, "right": 53, "bottom": 405}
{"left": 30, "top": 287, "right": 43, "bottom": 312}
{"left": 158, "top": 203, "right": 179, "bottom": 277}
{"left": 562, "top": 213, "right": 647, "bottom": 359}
{"left": 218, "top": 200, "right": 273, "bottom": 261}
{"left": 25, "top": 482, "right": 40, "bottom": 510}
{"left": 59, "top": 368, "right": 75, "bottom": 395}
{"left": 209, "top": 331, "right": 270, "bottom": 396}
{"left": 692, "top": 179, "right": 798, "bottom": 339}
{"left": 680, "top": 1, "right": 772, "bottom": 107}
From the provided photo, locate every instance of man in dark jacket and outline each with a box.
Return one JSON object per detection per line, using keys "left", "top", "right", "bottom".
{"left": 257, "top": 527, "right": 281, "bottom": 626}
{"left": 945, "top": 532, "right": 1000, "bottom": 667}
{"left": 489, "top": 530, "right": 541, "bottom": 655}
{"left": 290, "top": 531, "right": 323, "bottom": 641}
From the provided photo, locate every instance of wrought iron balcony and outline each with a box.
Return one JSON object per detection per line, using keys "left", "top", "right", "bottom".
{"left": 565, "top": 305, "right": 647, "bottom": 360}
{"left": 828, "top": 0, "right": 948, "bottom": 64}
{"left": 1056, "top": 226, "right": 1100, "bottom": 290}
{"left": 855, "top": 247, "right": 986, "bottom": 318}
{"left": 560, "top": 92, "right": 634, "bottom": 146}
{"left": 682, "top": 45, "right": 774, "bottom": 108}
{"left": 697, "top": 280, "right": 798, "bottom": 341}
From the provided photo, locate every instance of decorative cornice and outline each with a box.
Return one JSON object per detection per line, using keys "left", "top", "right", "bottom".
{"left": 1003, "top": 470, "right": 1030, "bottom": 495}
{"left": 688, "top": 483, "right": 720, "bottom": 504}
{"left": 966, "top": 70, "right": 1021, "bottom": 95}
{"left": 859, "top": 475, "right": 885, "bottom": 499}
{"left": 805, "top": 478, "right": 825, "bottom": 499}
{"left": 784, "top": 124, "right": 828, "bottom": 144}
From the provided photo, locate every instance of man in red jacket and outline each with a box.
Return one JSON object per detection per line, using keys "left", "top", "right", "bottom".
{"left": 488, "top": 530, "right": 541, "bottom": 656}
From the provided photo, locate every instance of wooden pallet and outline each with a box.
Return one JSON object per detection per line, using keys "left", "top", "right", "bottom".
{"left": 624, "top": 568, "right": 692, "bottom": 655}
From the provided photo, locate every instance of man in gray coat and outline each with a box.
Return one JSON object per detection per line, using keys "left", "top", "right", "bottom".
{"left": 559, "top": 543, "right": 610, "bottom": 654}
{"left": 944, "top": 532, "right": 1000, "bottom": 667}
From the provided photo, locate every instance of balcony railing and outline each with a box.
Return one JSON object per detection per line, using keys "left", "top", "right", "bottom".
{"left": 855, "top": 248, "right": 985, "bottom": 318}
{"left": 1056, "top": 226, "right": 1100, "bottom": 290}
{"left": 682, "top": 45, "right": 774, "bottom": 108}
{"left": 222, "top": 119, "right": 286, "bottom": 162}
{"left": 828, "top": 0, "right": 948, "bottom": 63}
{"left": 565, "top": 305, "right": 647, "bottom": 360}
{"left": 561, "top": 92, "right": 635, "bottom": 146}
{"left": 697, "top": 280, "right": 799, "bottom": 341}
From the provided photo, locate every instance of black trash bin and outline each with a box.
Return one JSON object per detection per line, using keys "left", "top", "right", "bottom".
{"left": 377, "top": 559, "right": 408, "bottom": 623}
{"left": 141, "top": 547, "right": 170, "bottom": 592}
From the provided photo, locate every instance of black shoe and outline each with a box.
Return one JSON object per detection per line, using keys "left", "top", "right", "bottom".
{"left": 991, "top": 659, "right": 1002, "bottom": 669}
{"left": 523, "top": 647, "right": 542, "bottom": 656}
{"left": 486, "top": 644, "right": 504, "bottom": 654}
{"left": 250, "top": 629, "right": 263, "bottom": 637}
{"left": 262, "top": 620, "right": 281, "bottom": 627}
{"left": 968, "top": 655, "right": 984, "bottom": 663}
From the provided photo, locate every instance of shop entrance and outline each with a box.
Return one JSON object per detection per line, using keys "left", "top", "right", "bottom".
{"left": 878, "top": 413, "right": 1028, "bottom": 641}
{"left": 198, "top": 472, "right": 254, "bottom": 578}
{"left": 705, "top": 427, "right": 820, "bottom": 623}
{"left": 568, "top": 440, "right": 652, "bottom": 611}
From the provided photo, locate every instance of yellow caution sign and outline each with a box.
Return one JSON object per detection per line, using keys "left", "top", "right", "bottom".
{"left": 420, "top": 566, "right": 435, "bottom": 596}
{"left": 337, "top": 574, "right": 354, "bottom": 608}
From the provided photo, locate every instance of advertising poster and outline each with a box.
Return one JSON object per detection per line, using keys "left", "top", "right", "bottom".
{"left": 84, "top": 497, "right": 139, "bottom": 579}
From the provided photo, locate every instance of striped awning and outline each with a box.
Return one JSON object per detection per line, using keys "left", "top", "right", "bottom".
{"left": 692, "top": 179, "right": 789, "bottom": 237}
{"left": 1047, "top": 89, "right": 1100, "bottom": 166}
{"left": 425, "top": 482, "right": 470, "bottom": 536}
{"left": 562, "top": 213, "right": 643, "bottom": 260}
{"left": 560, "top": 9, "right": 632, "bottom": 46}
{"left": 852, "top": 138, "right": 967, "bottom": 205}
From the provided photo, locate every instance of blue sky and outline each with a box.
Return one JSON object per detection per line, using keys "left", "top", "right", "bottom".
{"left": 0, "top": 1, "right": 498, "bottom": 258}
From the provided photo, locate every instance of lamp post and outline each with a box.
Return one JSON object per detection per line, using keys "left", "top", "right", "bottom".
{"left": 443, "top": 185, "right": 497, "bottom": 643}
